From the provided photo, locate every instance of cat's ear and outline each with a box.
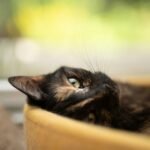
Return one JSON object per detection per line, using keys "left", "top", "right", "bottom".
{"left": 8, "top": 76, "right": 46, "bottom": 100}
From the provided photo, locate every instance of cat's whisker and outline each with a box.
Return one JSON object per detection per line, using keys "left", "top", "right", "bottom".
{"left": 84, "top": 50, "right": 96, "bottom": 73}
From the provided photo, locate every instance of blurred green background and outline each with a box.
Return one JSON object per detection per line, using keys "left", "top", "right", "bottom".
{"left": 0, "top": 0, "right": 150, "bottom": 78}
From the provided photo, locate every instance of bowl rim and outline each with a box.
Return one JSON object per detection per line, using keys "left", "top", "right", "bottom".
{"left": 24, "top": 104, "right": 150, "bottom": 149}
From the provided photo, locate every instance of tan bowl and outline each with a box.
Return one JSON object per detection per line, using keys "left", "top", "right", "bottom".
{"left": 24, "top": 78, "right": 150, "bottom": 150}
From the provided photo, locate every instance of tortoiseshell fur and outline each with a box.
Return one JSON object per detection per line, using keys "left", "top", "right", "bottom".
{"left": 8, "top": 66, "right": 150, "bottom": 134}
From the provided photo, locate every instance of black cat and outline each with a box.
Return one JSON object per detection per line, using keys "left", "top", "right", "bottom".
{"left": 8, "top": 66, "right": 150, "bottom": 134}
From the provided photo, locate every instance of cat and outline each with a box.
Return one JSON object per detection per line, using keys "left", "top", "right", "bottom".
{"left": 8, "top": 66, "right": 150, "bottom": 134}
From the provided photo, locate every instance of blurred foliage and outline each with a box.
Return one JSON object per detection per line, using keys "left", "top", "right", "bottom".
{"left": 0, "top": 0, "right": 150, "bottom": 78}
{"left": 0, "top": 0, "right": 150, "bottom": 43}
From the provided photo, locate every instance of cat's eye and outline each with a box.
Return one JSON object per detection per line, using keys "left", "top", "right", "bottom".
{"left": 68, "top": 78, "right": 80, "bottom": 88}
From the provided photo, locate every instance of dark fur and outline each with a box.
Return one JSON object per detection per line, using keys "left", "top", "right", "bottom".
{"left": 8, "top": 66, "right": 150, "bottom": 134}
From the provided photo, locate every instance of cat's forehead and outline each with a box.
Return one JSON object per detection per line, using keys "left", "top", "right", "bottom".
{"left": 55, "top": 66, "right": 93, "bottom": 79}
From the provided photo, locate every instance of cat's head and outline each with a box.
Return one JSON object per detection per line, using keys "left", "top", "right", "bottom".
{"left": 8, "top": 66, "right": 119, "bottom": 111}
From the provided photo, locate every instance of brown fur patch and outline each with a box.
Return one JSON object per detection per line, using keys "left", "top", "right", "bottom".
{"left": 32, "top": 76, "right": 44, "bottom": 82}
{"left": 66, "top": 98, "right": 94, "bottom": 111}
{"left": 54, "top": 86, "right": 76, "bottom": 101}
